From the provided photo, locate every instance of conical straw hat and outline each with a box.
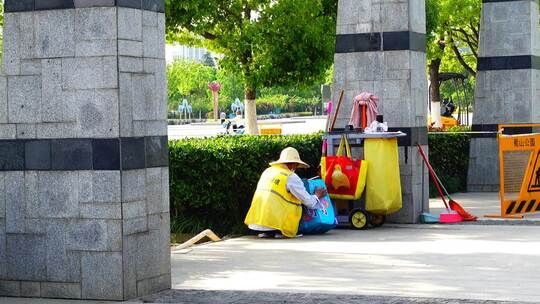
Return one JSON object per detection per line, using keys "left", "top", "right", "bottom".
{"left": 269, "top": 147, "right": 310, "bottom": 168}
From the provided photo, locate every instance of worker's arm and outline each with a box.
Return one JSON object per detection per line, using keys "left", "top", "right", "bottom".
{"left": 286, "top": 174, "right": 325, "bottom": 209}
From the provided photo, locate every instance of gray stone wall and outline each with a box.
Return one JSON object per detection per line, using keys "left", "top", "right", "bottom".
{"left": 468, "top": 0, "right": 540, "bottom": 192}
{"left": 332, "top": 0, "right": 429, "bottom": 223}
{"left": 0, "top": 3, "right": 170, "bottom": 301}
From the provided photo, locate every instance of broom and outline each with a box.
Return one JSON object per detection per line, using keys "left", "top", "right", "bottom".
{"left": 430, "top": 163, "right": 478, "bottom": 221}
{"left": 417, "top": 144, "right": 463, "bottom": 223}
{"left": 418, "top": 144, "right": 478, "bottom": 221}
{"left": 420, "top": 154, "right": 440, "bottom": 223}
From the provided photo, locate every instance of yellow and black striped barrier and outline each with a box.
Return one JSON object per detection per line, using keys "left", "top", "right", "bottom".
{"left": 487, "top": 124, "right": 540, "bottom": 219}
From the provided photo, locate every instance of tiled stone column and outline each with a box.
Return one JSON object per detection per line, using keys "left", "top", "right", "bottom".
{"left": 0, "top": 0, "right": 170, "bottom": 300}
{"left": 332, "top": 0, "right": 429, "bottom": 223}
{"left": 468, "top": 0, "right": 540, "bottom": 192}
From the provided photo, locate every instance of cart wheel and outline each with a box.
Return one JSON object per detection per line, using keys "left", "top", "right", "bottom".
{"left": 370, "top": 214, "right": 386, "bottom": 228}
{"left": 349, "top": 209, "right": 369, "bottom": 230}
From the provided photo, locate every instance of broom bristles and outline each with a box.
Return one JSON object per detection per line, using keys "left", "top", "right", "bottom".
{"left": 449, "top": 200, "right": 478, "bottom": 221}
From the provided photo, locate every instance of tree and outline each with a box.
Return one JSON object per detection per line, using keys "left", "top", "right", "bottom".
{"left": 165, "top": 0, "right": 337, "bottom": 134}
{"left": 166, "top": 58, "right": 216, "bottom": 115}
{"left": 216, "top": 68, "right": 244, "bottom": 112}
{"left": 440, "top": 0, "right": 480, "bottom": 76}
{"left": 426, "top": 0, "right": 480, "bottom": 123}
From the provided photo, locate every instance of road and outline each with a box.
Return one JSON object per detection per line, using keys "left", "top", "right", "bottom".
{"left": 168, "top": 117, "right": 327, "bottom": 139}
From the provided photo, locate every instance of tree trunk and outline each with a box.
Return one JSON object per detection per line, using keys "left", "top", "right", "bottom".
{"left": 429, "top": 59, "right": 442, "bottom": 128}
{"left": 244, "top": 88, "right": 259, "bottom": 135}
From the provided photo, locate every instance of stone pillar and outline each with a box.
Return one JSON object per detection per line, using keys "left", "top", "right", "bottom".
{"left": 468, "top": 0, "right": 540, "bottom": 192}
{"left": 0, "top": 0, "right": 170, "bottom": 300}
{"left": 332, "top": 0, "right": 429, "bottom": 223}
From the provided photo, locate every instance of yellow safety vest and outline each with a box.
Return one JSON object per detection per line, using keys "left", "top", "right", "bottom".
{"left": 244, "top": 165, "right": 302, "bottom": 237}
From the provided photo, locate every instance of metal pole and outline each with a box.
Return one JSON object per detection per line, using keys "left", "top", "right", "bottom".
{"left": 452, "top": 79, "right": 462, "bottom": 124}
{"left": 461, "top": 79, "right": 470, "bottom": 126}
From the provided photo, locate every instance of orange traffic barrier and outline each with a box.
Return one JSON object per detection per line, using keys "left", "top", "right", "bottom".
{"left": 486, "top": 124, "right": 540, "bottom": 219}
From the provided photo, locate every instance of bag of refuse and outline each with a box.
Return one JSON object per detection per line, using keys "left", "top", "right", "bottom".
{"left": 298, "top": 178, "right": 337, "bottom": 234}
{"left": 364, "top": 138, "right": 402, "bottom": 214}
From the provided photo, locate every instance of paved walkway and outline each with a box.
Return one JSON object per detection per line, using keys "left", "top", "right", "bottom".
{"left": 167, "top": 223, "right": 540, "bottom": 303}
{"left": 430, "top": 192, "right": 540, "bottom": 222}
{"left": 137, "top": 289, "right": 525, "bottom": 303}
{"left": 3, "top": 192, "right": 540, "bottom": 303}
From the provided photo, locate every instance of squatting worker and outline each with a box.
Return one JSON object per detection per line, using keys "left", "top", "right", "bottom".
{"left": 244, "top": 147, "right": 327, "bottom": 238}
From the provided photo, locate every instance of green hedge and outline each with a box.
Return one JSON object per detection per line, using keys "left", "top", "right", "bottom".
{"left": 169, "top": 133, "right": 471, "bottom": 235}
{"left": 169, "top": 134, "right": 323, "bottom": 235}
{"left": 427, "top": 133, "right": 471, "bottom": 197}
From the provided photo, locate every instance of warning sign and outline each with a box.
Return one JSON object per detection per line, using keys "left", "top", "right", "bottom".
{"left": 527, "top": 151, "right": 540, "bottom": 192}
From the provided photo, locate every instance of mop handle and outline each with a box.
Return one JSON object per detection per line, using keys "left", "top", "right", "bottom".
{"left": 329, "top": 90, "right": 345, "bottom": 132}
{"left": 417, "top": 144, "right": 450, "bottom": 210}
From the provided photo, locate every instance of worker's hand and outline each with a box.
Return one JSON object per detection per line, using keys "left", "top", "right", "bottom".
{"left": 314, "top": 186, "right": 327, "bottom": 199}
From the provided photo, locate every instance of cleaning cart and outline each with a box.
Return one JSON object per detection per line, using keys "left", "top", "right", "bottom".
{"left": 324, "top": 131, "right": 406, "bottom": 229}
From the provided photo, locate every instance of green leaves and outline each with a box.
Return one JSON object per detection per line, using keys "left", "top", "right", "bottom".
{"left": 427, "top": 133, "right": 471, "bottom": 198}
{"left": 168, "top": 132, "right": 471, "bottom": 234}
{"left": 166, "top": 58, "right": 245, "bottom": 113}
{"left": 166, "top": 0, "right": 336, "bottom": 95}
{"left": 168, "top": 133, "right": 323, "bottom": 235}
{"left": 167, "top": 58, "right": 215, "bottom": 112}
{"left": 426, "top": 0, "right": 480, "bottom": 74}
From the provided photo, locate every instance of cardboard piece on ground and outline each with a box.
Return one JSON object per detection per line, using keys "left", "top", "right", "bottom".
{"left": 171, "top": 229, "right": 221, "bottom": 252}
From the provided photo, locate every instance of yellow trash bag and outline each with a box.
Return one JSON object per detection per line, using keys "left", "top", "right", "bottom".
{"left": 364, "top": 138, "right": 402, "bottom": 214}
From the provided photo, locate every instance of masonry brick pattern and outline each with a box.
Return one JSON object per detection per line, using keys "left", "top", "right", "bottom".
{"left": 468, "top": 0, "right": 540, "bottom": 192}
{"left": 332, "top": 0, "right": 429, "bottom": 223}
{"left": 0, "top": 3, "right": 170, "bottom": 300}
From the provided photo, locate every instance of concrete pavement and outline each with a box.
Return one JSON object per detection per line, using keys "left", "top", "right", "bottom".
{"left": 138, "top": 289, "right": 525, "bottom": 303}
{"left": 3, "top": 222, "right": 539, "bottom": 303}
{"left": 430, "top": 192, "right": 540, "bottom": 222}
{"left": 165, "top": 224, "right": 540, "bottom": 303}
{"left": 3, "top": 192, "right": 540, "bottom": 303}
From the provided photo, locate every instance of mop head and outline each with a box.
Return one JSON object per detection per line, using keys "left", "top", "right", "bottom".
{"left": 439, "top": 210, "right": 463, "bottom": 223}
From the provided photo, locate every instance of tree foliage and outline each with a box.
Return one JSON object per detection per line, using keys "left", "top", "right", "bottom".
{"left": 166, "top": 58, "right": 215, "bottom": 113}
{"left": 166, "top": 58, "right": 244, "bottom": 115}
{"left": 166, "top": 58, "right": 323, "bottom": 116}
{"left": 426, "top": 0, "right": 480, "bottom": 110}
{"left": 427, "top": 0, "right": 480, "bottom": 75}
{"left": 165, "top": 0, "right": 337, "bottom": 133}
{"left": 216, "top": 68, "right": 244, "bottom": 107}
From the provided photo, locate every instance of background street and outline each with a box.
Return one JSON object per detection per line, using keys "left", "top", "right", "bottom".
{"left": 168, "top": 117, "right": 327, "bottom": 139}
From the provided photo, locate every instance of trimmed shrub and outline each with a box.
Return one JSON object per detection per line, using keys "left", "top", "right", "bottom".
{"left": 168, "top": 132, "right": 471, "bottom": 235}
{"left": 169, "top": 134, "right": 323, "bottom": 235}
{"left": 427, "top": 132, "right": 471, "bottom": 197}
